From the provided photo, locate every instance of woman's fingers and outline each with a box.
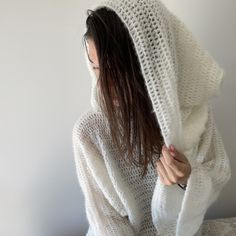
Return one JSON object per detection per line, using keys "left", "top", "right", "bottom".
{"left": 162, "top": 146, "right": 185, "bottom": 177}
{"left": 160, "top": 154, "right": 183, "bottom": 182}
{"left": 156, "top": 144, "right": 192, "bottom": 186}
{"left": 169, "top": 144, "right": 189, "bottom": 163}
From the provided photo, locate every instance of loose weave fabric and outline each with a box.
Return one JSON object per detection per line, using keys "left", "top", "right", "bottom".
{"left": 72, "top": 0, "right": 231, "bottom": 235}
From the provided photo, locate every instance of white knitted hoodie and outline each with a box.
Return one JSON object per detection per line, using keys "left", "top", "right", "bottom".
{"left": 72, "top": 0, "right": 231, "bottom": 235}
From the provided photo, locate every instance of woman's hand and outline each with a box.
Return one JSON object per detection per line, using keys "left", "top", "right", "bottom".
{"left": 156, "top": 144, "right": 192, "bottom": 186}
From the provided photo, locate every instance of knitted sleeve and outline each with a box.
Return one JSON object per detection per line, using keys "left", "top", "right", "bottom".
{"left": 72, "top": 112, "right": 136, "bottom": 236}
{"left": 151, "top": 104, "right": 231, "bottom": 236}
{"left": 176, "top": 106, "right": 232, "bottom": 235}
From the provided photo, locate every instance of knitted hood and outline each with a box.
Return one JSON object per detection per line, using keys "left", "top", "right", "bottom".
{"left": 84, "top": 0, "right": 225, "bottom": 152}
{"left": 81, "top": 0, "right": 230, "bottom": 235}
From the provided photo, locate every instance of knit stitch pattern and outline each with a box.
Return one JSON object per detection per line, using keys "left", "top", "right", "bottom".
{"left": 73, "top": 0, "right": 231, "bottom": 235}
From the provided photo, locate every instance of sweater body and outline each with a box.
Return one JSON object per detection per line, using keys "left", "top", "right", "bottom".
{"left": 75, "top": 0, "right": 231, "bottom": 235}
{"left": 114, "top": 151, "right": 159, "bottom": 235}
{"left": 76, "top": 110, "right": 162, "bottom": 235}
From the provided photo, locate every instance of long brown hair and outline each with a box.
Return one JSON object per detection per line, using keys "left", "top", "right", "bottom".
{"left": 82, "top": 7, "right": 164, "bottom": 178}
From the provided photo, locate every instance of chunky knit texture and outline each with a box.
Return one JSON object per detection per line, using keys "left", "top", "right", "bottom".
{"left": 72, "top": 0, "right": 232, "bottom": 235}
{"left": 114, "top": 143, "right": 160, "bottom": 235}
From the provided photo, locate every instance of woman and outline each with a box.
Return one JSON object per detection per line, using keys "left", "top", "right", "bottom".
{"left": 72, "top": 0, "right": 231, "bottom": 235}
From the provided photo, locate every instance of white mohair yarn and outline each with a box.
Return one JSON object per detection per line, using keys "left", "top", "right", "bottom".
{"left": 73, "top": 0, "right": 231, "bottom": 235}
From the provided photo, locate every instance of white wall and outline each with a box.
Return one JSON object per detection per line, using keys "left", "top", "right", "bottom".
{"left": 0, "top": 0, "right": 235, "bottom": 236}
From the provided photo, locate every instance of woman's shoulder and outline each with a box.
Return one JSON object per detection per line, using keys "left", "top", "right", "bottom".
{"left": 72, "top": 108, "right": 110, "bottom": 144}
